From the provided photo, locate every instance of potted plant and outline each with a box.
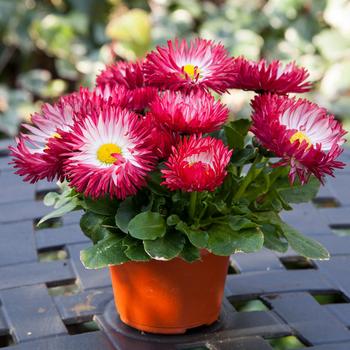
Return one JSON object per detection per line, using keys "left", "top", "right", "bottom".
{"left": 10, "top": 38, "right": 346, "bottom": 334}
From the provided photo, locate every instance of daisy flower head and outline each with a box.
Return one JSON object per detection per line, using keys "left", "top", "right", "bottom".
{"left": 150, "top": 90, "right": 229, "bottom": 134}
{"left": 96, "top": 60, "right": 144, "bottom": 89}
{"left": 142, "top": 113, "right": 180, "bottom": 159}
{"left": 10, "top": 89, "right": 90, "bottom": 183}
{"left": 96, "top": 60, "right": 157, "bottom": 111}
{"left": 231, "top": 58, "right": 312, "bottom": 95}
{"left": 64, "top": 102, "right": 156, "bottom": 199}
{"left": 162, "top": 135, "right": 232, "bottom": 192}
{"left": 251, "top": 94, "right": 346, "bottom": 184}
{"left": 143, "top": 38, "right": 237, "bottom": 94}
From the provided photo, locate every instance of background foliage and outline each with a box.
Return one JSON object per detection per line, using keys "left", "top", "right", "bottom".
{"left": 1, "top": 0, "right": 350, "bottom": 138}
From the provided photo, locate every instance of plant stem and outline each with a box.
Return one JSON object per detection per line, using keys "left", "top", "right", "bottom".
{"left": 189, "top": 191, "right": 198, "bottom": 220}
{"left": 233, "top": 154, "right": 264, "bottom": 202}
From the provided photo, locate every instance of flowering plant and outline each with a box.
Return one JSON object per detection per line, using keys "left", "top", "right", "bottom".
{"left": 11, "top": 39, "right": 346, "bottom": 269}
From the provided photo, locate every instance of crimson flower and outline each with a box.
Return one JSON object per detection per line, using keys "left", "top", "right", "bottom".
{"left": 63, "top": 102, "right": 155, "bottom": 199}
{"left": 231, "top": 58, "right": 312, "bottom": 94}
{"left": 141, "top": 113, "right": 179, "bottom": 159}
{"left": 150, "top": 90, "right": 228, "bottom": 134}
{"left": 251, "top": 94, "right": 346, "bottom": 184}
{"left": 143, "top": 38, "right": 237, "bottom": 93}
{"left": 162, "top": 135, "right": 232, "bottom": 192}
{"left": 96, "top": 60, "right": 156, "bottom": 110}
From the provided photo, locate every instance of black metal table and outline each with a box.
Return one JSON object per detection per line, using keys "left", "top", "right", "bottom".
{"left": 1, "top": 138, "right": 350, "bottom": 350}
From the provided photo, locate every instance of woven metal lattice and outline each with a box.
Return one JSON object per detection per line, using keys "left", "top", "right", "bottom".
{"left": 1, "top": 138, "right": 350, "bottom": 350}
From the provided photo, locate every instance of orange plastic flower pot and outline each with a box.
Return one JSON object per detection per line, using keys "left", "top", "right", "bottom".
{"left": 109, "top": 251, "right": 229, "bottom": 334}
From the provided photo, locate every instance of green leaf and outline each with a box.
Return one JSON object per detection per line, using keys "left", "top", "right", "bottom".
{"left": 128, "top": 211, "right": 166, "bottom": 240}
{"left": 210, "top": 200, "right": 230, "bottom": 215}
{"left": 122, "top": 236, "right": 151, "bottom": 262}
{"left": 148, "top": 171, "right": 169, "bottom": 196}
{"left": 84, "top": 196, "right": 118, "bottom": 216}
{"left": 144, "top": 232, "right": 185, "bottom": 260}
{"left": 37, "top": 200, "right": 77, "bottom": 226}
{"left": 80, "top": 212, "right": 111, "bottom": 244}
{"left": 176, "top": 221, "right": 209, "bottom": 248}
{"left": 231, "top": 228, "right": 264, "bottom": 253}
{"left": 207, "top": 224, "right": 263, "bottom": 255}
{"left": 276, "top": 176, "right": 320, "bottom": 204}
{"left": 167, "top": 214, "right": 181, "bottom": 226}
{"left": 180, "top": 240, "right": 201, "bottom": 263}
{"left": 115, "top": 197, "right": 136, "bottom": 233}
{"left": 230, "top": 145, "right": 256, "bottom": 166}
{"left": 224, "top": 119, "right": 251, "bottom": 149}
{"left": 253, "top": 211, "right": 282, "bottom": 226}
{"left": 228, "top": 216, "right": 257, "bottom": 230}
{"left": 281, "top": 223, "right": 329, "bottom": 260}
{"left": 80, "top": 234, "right": 129, "bottom": 269}
{"left": 207, "top": 224, "right": 235, "bottom": 256}
{"left": 261, "top": 224, "right": 288, "bottom": 253}
{"left": 43, "top": 192, "right": 60, "bottom": 206}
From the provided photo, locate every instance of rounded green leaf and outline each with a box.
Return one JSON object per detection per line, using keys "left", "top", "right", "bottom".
{"left": 80, "top": 212, "right": 110, "bottom": 244}
{"left": 167, "top": 214, "right": 181, "bottom": 226}
{"left": 128, "top": 211, "right": 166, "bottom": 240}
{"left": 276, "top": 176, "right": 320, "bottom": 203}
{"left": 80, "top": 234, "right": 129, "bottom": 269}
{"left": 115, "top": 197, "right": 136, "bottom": 233}
{"left": 232, "top": 228, "right": 264, "bottom": 253}
{"left": 144, "top": 233, "right": 185, "bottom": 260}
{"left": 281, "top": 223, "right": 329, "bottom": 260}
{"left": 84, "top": 196, "right": 118, "bottom": 216}
{"left": 176, "top": 221, "right": 208, "bottom": 249}
{"left": 122, "top": 236, "right": 151, "bottom": 262}
{"left": 207, "top": 224, "right": 235, "bottom": 256}
{"left": 180, "top": 241, "right": 201, "bottom": 263}
{"left": 207, "top": 224, "right": 264, "bottom": 255}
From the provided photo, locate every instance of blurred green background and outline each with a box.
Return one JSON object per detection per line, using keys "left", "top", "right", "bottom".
{"left": 1, "top": 0, "right": 349, "bottom": 139}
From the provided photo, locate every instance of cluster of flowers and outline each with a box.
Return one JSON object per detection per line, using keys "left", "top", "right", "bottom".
{"left": 11, "top": 38, "right": 346, "bottom": 199}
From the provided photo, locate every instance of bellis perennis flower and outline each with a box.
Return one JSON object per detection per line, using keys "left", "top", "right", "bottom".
{"left": 231, "top": 58, "right": 312, "bottom": 94}
{"left": 141, "top": 113, "right": 179, "bottom": 159}
{"left": 11, "top": 37, "right": 346, "bottom": 269}
{"left": 150, "top": 90, "right": 228, "bottom": 134}
{"left": 10, "top": 89, "right": 92, "bottom": 183}
{"left": 251, "top": 94, "right": 346, "bottom": 184}
{"left": 162, "top": 135, "right": 232, "bottom": 192}
{"left": 64, "top": 103, "right": 155, "bottom": 199}
{"left": 96, "top": 60, "right": 157, "bottom": 111}
{"left": 144, "top": 38, "right": 236, "bottom": 93}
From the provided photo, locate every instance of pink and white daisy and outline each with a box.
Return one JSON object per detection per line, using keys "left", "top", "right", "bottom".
{"left": 251, "top": 94, "right": 346, "bottom": 184}
{"left": 63, "top": 103, "right": 155, "bottom": 199}
{"left": 162, "top": 135, "right": 232, "bottom": 192}
{"left": 150, "top": 90, "right": 229, "bottom": 134}
{"left": 10, "top": 89, "right": 91, "bottom": 183}
{"left": 96, "top": 60, "right": 157, "bottom": 111}
{"left": 143, "top": 38, "right": 237, "bottom": 94}
{"left": 231, "top": 58, "right": 312, "bottom": 94}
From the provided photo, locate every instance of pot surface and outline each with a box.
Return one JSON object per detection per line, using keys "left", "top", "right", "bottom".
{"left": 109, "top": 251, "right": 229, "bottom": 334}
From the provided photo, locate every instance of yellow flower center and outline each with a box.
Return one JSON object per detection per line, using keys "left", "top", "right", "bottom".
{"left": 97, "top": 143, "right": 122, "bottom": 164}
{"left": 52, "top": 132, "right": 61, "bottom": 139}
{"left": 183, "top": 64, "right": 199, "bottom": 80}
{"left": 44, "top": 132, "right": 62, "bottom": 150}
{"left": 290, "top": 131, "right": 311, "bottom": 147}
